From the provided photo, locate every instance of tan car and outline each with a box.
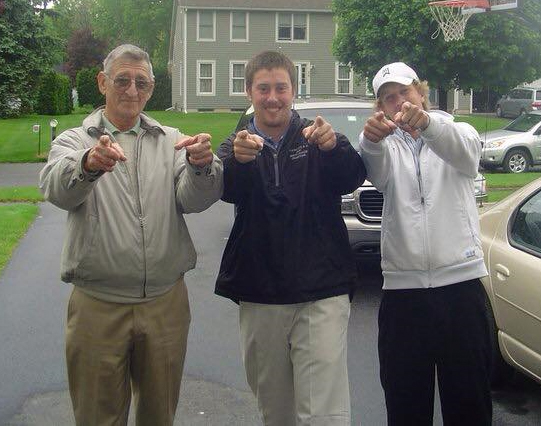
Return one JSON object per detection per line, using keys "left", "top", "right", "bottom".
{"left": 480, "top": 177, "right": 541, "bottom": 385}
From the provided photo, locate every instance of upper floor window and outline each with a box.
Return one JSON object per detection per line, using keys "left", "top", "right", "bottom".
{"left": 197, "top": 11, "right": 215, "bottom": 41}
{"left": 231, "top": 11, "right": 248, "bottom": 41}
{"left": 197, "top": 60, "right": 215, "bottom": 96}
{"left": 277, "top": 13, "right": 308, "bottom": 42}
{"left": 336, "top": 63, "right": 353, "bottom": 95}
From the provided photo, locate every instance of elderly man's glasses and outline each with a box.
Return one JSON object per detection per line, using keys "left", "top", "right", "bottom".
{"left": 106, "top": 74, "right": 154, "bottom": 94}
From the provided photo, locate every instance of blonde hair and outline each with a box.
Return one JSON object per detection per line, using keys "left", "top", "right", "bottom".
{"left": 375, "top": 80, "right": 431, "bottom": 111}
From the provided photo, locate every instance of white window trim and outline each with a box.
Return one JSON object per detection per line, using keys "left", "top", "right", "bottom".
{"left": 275, "top": 12, "right": 309, "bottom": 43}
{"left": 230, "top": 11, "right": 249, "bottom": 42}
{"left": 335, "top": 63, "right": 353, "bottom": 95}
{"left": 197, "top": 10, "right": 216, "bottom": 42}
{"left": 229, "top": 61, "right": 247, "bottom": 97}
{"left": 196, "top": 60, "right": 216, "bottom": 96}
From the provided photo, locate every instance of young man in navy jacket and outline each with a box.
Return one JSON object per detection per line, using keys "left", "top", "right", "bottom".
{"left": 215, "top": 51, "right": 366, "bottom": 425}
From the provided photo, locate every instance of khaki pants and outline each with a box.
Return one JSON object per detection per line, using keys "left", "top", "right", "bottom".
{"left": 66, "top": 278, "right": 191, "bottom": 426}
{"left": 239, "top": 294, "right": 351, "bottom": 426}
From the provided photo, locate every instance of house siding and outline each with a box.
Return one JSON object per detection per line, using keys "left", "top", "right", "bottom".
{"left": 171, "top": 5, "right": 367, "bottom": 112}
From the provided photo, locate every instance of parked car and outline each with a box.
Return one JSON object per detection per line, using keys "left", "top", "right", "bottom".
{"left": 495, "top": 87, "right": 541, "bottom": 118}
{"left": 479, "top": 177, "right": 541, "bottom": 385}
{"left": 480, "top": 110, "right": 541, "bottom": 173}
{"left": 236, "top": 97, "right": 487, "bottom": 261}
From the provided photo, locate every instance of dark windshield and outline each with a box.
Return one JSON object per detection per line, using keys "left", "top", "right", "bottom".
{"left": 504, "top": 113, "right": 541, "bottom": 132}
{"left": 296, "top": 107, "right": 373, "bottom": 149}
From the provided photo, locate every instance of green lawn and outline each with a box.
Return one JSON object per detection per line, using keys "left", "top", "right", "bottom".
{"left": 0, "top": 186, "right": 44, "bottom": 202}
{"left": 455, "top": 115, "right": 511, "bottom": 133}
{"left": 483, "top": 172, "right": 540, "bottom": 189}
{"left": 0, "top": 111, "right": 242, "bottom": 162}
{"left": 0, "top": 204, "right": 39, "bottom": 276}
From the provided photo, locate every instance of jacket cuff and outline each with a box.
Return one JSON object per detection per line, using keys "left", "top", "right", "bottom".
{"left": 76, "top": 149, "right": 103, "bottom": 183}
{"left": 359, "top": 133, "right": 385, "bottom": 155}
{"left": 420, "top": 112, "right": 443, "bottom": 140}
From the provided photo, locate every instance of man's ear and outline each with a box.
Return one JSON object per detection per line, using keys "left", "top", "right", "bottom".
{"left": 97, "top": 71, "right": 107, "bottom": 95}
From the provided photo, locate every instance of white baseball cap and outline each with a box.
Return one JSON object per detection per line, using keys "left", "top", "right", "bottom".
{"left": 372, "top": 62, "right": 419, "bottom": 97}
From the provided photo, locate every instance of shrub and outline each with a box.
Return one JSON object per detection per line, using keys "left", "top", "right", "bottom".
{"left": 36, "top": 70, "right": 73, "bottom": 115}
{"left": 145, "top": 69, "right": 172, "bottom": 111}
{"left": 76, "top": 66, "right": 104, "bottom": 108}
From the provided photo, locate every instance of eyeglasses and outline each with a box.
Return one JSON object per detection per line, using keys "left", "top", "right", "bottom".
{"left": 106, "top": 74, "right": 154, "bottom": 94}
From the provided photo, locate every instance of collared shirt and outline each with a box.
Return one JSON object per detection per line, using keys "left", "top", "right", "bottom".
{"left": 251, "top": 116, "right": 289, "bottom": 151}
{"left": 102, "top": 114, "right": 141, "bottom": 190}
{"left": 397, "top": 127, "right": 424, "bottom": 174}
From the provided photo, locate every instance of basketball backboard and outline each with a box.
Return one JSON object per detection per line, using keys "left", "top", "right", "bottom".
{"left": 464, "top": 0, "right": 518, "bottom": 15}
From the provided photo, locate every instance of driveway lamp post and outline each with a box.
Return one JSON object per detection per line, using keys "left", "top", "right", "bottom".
{"left": 32, "top": 124, "right": 41, "bottom": 156}
{"left": 49, "top": 119, "right": 58, "bottom": 143}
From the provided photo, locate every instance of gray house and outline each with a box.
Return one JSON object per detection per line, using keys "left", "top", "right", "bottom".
{"left": 169, "top": 0, "right": 369, "bottom": 112}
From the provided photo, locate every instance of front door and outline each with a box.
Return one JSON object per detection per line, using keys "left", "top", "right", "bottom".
{"left": 295, "top": 63, "right": 309, "bottom": 96}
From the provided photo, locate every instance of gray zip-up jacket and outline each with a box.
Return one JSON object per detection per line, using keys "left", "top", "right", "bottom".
{"left": 39, "top": 108, "right": 223, "bottom": 302}
{"left": 360, "top": 110, "right": 487, "bottom": 290}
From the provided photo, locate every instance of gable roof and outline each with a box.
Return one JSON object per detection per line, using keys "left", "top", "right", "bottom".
{"left": 179, "top": 0, "right": 332, "bottom": 12}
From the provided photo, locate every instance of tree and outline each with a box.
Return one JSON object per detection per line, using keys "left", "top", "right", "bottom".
{"left": 91, "top": 0, "right": 174, "bottom": 71}
{"left": 64, "top": 27, "right": 107, "bottom": 85}
{"left": 0, "top": 0, "right": 56, "bottom": 117}
{"left": 332, "top": 0, "right": 541, "bottom": 96}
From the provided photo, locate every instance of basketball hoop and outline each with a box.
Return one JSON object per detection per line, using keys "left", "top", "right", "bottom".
{"left": 428, "top": 0, "right": 490, "bottom": 42}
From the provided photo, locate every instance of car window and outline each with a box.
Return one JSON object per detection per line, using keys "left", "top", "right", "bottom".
{"left": 504, "top": 113, "right": 541, "bottom": 132}
{"left": 536, "top": 91, "right": 541, "bottom": 101}
{"left": 510, "top": 190, "right": 541, "bottom": 255}
{"left": 295, "top": 107, "right": 373, "bottom": 149}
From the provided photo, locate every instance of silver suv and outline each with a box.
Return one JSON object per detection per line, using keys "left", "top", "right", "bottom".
{"left": 236, "top": 98, "right": 487, "bottom": 261}
{"left": 495, "top": 87, "right": 541, "bottom": 119}
{"left": 480, "top": 111, "right": 541, "bottom": 173}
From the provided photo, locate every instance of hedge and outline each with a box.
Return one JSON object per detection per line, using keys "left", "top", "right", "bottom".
{"left": 36, "top": 70, "right": 73, "bottom": 115}
{"left": 146, "top": 69, "right": 172, "bottom": 111}
{"left": 76, "top": 66, "right": 104, "bottom": 108}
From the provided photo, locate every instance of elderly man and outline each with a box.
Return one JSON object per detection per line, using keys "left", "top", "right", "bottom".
{"left": 360, "top": 62, "right": 491, "bottom": 426}
{"left": 39, "top": 44, "right": 223, "bottom": 426}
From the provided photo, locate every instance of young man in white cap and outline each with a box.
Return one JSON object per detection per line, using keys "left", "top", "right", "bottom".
{"left": 360, "top": 62, "right": 492, "bottom": 425}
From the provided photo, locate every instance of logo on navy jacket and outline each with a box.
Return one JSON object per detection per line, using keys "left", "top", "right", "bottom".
{"left": 289, "top": 135, "right": 309, "bottom": 161}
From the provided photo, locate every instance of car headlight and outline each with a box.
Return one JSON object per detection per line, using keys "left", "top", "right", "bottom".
{"left": 341, "top": 193, "right": 356, "bottom": 215}
{"left": 484, "top": 139, "right": 507, "bottom": 149}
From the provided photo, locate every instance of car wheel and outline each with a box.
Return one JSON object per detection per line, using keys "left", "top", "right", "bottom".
{"left": 495, "top": 105, "right": 503, "bottom": 118}
{"left": 485, "top": 295, "right": 515, "bottom": 387}
{"left": 503, "top": 149, "right": 530, "bottom": 173}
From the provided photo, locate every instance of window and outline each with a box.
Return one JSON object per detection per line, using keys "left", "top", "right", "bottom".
{"left": 197, "top": 11, "right": 215, "bottom": 41}
{"left": 336, "top": 63, "right": 353, "bottom": 95}
{"left": 510, "top": 190, "right": 541, "bottom": 255}
{"left": 197, "top": 61, "right": 215, "bottom": 96}
{"left": 230, "top": 61, "right": 246, "bottom": 96}
{"left": 277, "top": 13, "right": 308, "bottom": 42}
{"left": 231, "top": 11, "right": 248, "bottom": 41}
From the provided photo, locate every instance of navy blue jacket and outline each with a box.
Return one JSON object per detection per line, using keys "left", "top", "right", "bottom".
{"left": 215, "top": 110, "right": 367, "bottom": 304}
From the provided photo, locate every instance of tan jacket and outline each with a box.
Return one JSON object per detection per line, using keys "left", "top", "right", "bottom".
{"left": 39, "top": 108, "right": 223, "bottom": 302}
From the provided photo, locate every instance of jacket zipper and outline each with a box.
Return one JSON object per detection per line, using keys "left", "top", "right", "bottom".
{"left": 406, "top": 132, "right": 431, "bottom": 276}
{"left": 135, "top": 131, "right": 147, "bottom": 297}
{"left": 273, "top": 152, "right": 279, "bottom": 187}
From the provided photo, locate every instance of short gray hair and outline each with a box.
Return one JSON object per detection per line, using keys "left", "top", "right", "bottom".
{"left": 103, "top": 44, "right": 154, "bottom": 79}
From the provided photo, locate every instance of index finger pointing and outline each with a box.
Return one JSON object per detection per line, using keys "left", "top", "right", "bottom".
{"left": 99, "top": 135, "right": 112, "bottom": 147}
{"left": 174, "top": 135, "right": 195, "bottom": 150}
